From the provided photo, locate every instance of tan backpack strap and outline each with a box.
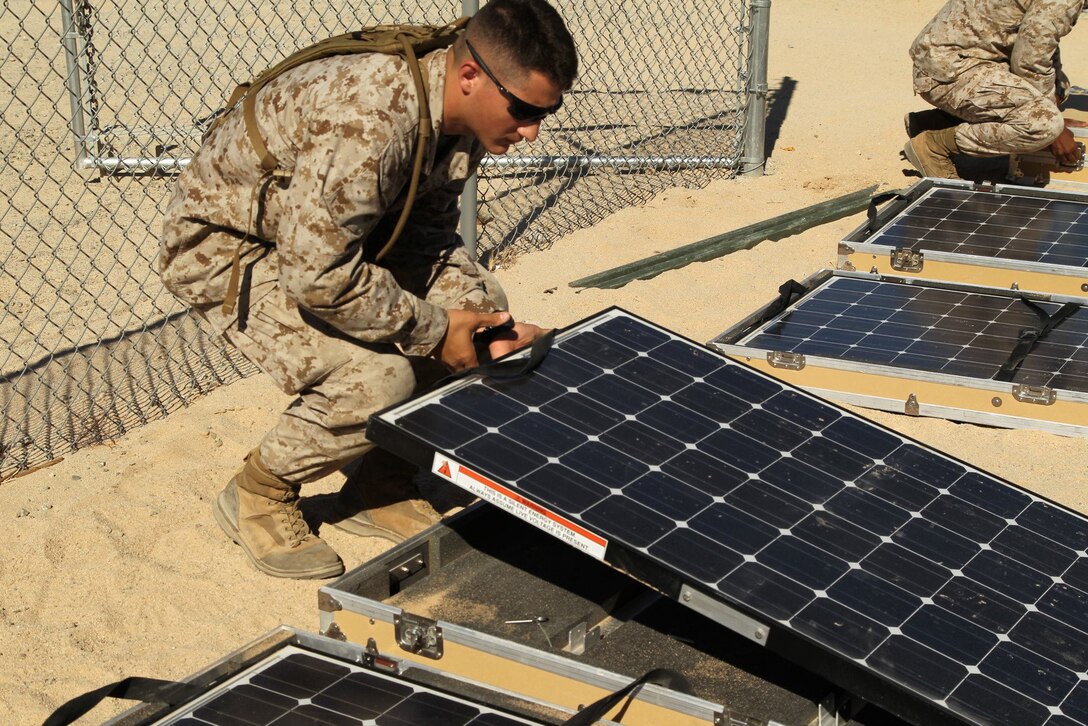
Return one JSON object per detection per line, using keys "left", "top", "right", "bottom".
{"left": 242, "top": 91, "right": 280, "bottom": 173}
{"left": 373, "top": 35, "right": 432, "bottom": 262}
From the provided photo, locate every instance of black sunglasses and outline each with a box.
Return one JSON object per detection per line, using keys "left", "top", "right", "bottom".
{"left": 465, "top": 39, "right": 562, "bottom": 123}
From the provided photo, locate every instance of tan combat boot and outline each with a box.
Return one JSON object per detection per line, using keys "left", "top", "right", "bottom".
{"left": 213, "top": 449, "right": 344, "bottom": 579}
{"left": 903, "top": 126, "right": 961, "bottom": 179}
{"left": 328, "top": 447, "right": 441, "bottom": 543}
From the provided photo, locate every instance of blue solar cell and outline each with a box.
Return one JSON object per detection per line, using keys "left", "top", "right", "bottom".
{"left": 792, "top": 598, "right": 886, "bottom": 659}
{"left": 947, "top": 674, "right": 1053, "bottom": 725}
{"left": 861, "top": 543, "right": 951, "bottom": 598}
{"left": 648, "top": 527, "right": 743, "bottom": 583}
{"left": 825, "top": 568, "right": 920, "bottom": 627}
{"left": 600, "top": 420, "right": 685, "bottom": 466}
{"left": 901, "top": 604, "right": 996, "bottom": 665}
{"left": 518, "top": 464, "right": 609, "bottom": 514}
{"left": 757, "top": 536, "right": 849, "bottom": 590}
{"left": 868, "top": 635, "right": 966, "bottom": 700}
{"left": 717, "top": 562, "right": 812, "bottom": 621}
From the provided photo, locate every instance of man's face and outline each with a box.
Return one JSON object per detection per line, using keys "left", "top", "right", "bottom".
{"left": 460, "top": 47, "right": 564, "bottom": 155}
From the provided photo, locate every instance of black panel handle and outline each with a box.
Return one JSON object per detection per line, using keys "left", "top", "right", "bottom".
{"left": 561, "top": 668, "right": 691, "bottom": 725}
{"left": 994, "top": 299, "right": 1078, "bottom": 382}
{"left": 43, "top": 677, "right": 203, "bottom": 726}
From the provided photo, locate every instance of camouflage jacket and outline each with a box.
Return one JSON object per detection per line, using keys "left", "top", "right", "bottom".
{"left": 159, "top": 47, "right": 487, "bottom": 357}
{"left": 910, "top": 0, "right": 1083, "bottom": 96}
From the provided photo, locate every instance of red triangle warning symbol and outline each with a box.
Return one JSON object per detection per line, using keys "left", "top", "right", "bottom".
{"left": 437, "top": 461, "right": 452, "bottom": 479}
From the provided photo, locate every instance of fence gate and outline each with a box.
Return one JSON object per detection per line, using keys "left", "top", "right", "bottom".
{"left": 0, "top": 0, "right": 767, "bottom": 479}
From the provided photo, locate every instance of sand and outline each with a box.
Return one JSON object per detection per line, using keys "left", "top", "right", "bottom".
{"left": 4, "top": 0, "right": 1088, "bottom": 721}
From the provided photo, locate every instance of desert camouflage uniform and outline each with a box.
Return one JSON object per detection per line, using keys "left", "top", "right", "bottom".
{"left": 910, "top": 0, "right": 1083, "bottom": 155}
{"left": 159, "top": 47, "right": 506, "bottom": 484}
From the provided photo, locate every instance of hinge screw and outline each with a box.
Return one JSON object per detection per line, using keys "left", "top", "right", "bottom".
{"left": 754, "top": 628, "right": 766, "bottom": 640}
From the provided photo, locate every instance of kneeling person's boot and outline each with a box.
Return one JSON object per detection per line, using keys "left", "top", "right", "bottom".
{"left": 329, "top": 447, "right": 441, "bottom": 543}
{"left": 213, "top": 449, "right": 344, "bottom": 579}
{"left": 903, "top": 126, "right": 961, "bottom": 179}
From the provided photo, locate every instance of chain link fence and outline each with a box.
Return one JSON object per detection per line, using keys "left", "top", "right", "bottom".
{"left": 0, "top": 0, "right": 764, "bottom": 479}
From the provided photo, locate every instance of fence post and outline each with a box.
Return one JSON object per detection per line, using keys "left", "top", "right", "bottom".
{"left": 739, "top": 0, "right": 770, "bottom": 176}
{"left": 459, "top": 0, "right": 480, "bottom": 258}
{"left": 59, "top": 0, "right": 91, "bottom": 169}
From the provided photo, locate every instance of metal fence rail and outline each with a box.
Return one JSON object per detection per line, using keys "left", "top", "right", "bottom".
{"left": 0, "top": 0, "right": 765, "bottom": 479}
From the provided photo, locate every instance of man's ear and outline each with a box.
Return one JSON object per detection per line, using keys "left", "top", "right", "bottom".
{"left": 457, "top": 60, "right": 480, "bottom": 96}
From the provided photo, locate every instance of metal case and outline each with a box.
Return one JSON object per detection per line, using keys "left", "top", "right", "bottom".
{"left": 837, "top": 178, "right": 1088, "bottom": 300}
{"left": 708, "top": 269, "right": 1088, "bottom": 437}
{"left": 318, "top": 502, "right": 870, "bottom": 726}
{"left": 104, "top": 625, "right": 572, "bottom": 725}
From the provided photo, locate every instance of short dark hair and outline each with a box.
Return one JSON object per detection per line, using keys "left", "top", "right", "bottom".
{"left": 466, "top": 0, "right": 578, "bottom": 91}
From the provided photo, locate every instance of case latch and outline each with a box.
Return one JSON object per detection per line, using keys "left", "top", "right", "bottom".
{"left": 394, "top": 611, "right": 443, "bottom": 659}
{"left": 1012, "top": 384, "right": 1056, "bottom": 406}
{"left": 767, "top": 351, "right": 805, "bottom": 370}
{"left": 890, "top": 248, "right": 923, "bottom": 273}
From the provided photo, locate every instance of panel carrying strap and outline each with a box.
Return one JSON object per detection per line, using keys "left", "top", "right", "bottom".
{"left": 866, "top": 189, "right": 907, "bottom": 234}
{"left": 42, "top": 676, "right": 204, "bottom": 726}
{"left": 448, "top": 328, "right": 556, "bottom": 382}
{"left": 560, "top": 668, "right": 691, "bottom": 725}
{"left": 764, "top": 279, "right": 808, "bottom": 320}
{"left": 993, "top": 298, "right": 1079, "bottom": 382}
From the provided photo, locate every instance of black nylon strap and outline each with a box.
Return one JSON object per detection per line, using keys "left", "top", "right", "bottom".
{"left": 993, "top": 299, "right": 1078, "bottom": 382}
{"left": 448, "top": 328, "right": 555, "bottom": 382}
{"left": 561, "top": 668, "right": 690, "bottom": 726}
{"left": 43, "top": 677, "right": 204, "bottom": 726}
{"left": 867, "top": 190, "right": 906, "bottom": 233}
{"left": 764, "top": 279, "right": 808, "bottom": 320}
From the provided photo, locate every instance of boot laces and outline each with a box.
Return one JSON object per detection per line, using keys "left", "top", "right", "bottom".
{"left": 276, "top": 494, "right": 310, "bottom": 547}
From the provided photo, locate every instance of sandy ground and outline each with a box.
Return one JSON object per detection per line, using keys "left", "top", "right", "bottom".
{"left": 4, "top": 0, "right": 1088, "bottom": 722}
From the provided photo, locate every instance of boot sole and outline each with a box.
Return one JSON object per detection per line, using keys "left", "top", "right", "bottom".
{"left": 213, "top": 489, "right": 344, "bottom": 580}
{"left": 328, "top": 516, "right": 408, "bottom": 543}
{"left": 902, "top": 139, "right": 928, "bottom": 175}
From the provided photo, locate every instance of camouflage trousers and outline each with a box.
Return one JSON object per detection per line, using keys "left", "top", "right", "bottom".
{"left": 200, "top": 251, "right": 508, "bottom": 486}
{"left": 914, "top": 62, "right": 1065, "bottom": 156}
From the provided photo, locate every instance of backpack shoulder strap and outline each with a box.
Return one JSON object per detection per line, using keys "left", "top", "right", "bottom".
{"left": 231, "top": 17, "right": 468, "bottom": 172}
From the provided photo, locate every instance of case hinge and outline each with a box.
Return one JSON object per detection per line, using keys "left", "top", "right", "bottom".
{"left": 1012, "top": 384, "right": 1056, "bottom": 406}
{"left": 890, "top": 248, "right": 923, "bottom": 273}
{"left": 394, "top": 611, "right": 443, "bottom": 659}
{"left": 321, "top": 621, "right": 347, "bottom": 641}
{"left": 767, "top": 351, "right": 805, "bottom": 370}
{"left": 836, "top": 243, "right": 856, "bottom": 272}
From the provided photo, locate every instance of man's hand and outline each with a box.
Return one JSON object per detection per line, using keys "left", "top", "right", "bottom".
{"left": 437, "top": 309, "right": 511, "bottom": 372}
{"left": 486, "top": 322, "right": 548, "bottom": 361}
{"left": 1050, "top": 126, "right": 1083, "bottom": 167}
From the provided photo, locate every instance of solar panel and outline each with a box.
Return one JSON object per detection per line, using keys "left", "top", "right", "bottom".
{"left": 160, "top": 644, "right": 538, "bottom": 725}
{"left": 736, "top": 275, "right": 1088, "bottom": 393}
{"left": 869, "top": 186, "right": 1088, "bottom": 268}
{"left": 370, "top": 308, "right": 1088, "bottom": 726}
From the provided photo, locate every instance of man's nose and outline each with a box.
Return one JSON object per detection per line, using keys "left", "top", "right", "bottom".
{"left": 516, "top": 121, "right": 542, "bottom": 143}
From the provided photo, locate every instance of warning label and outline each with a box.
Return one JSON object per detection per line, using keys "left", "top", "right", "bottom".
{"left": 431, "top": 453, "right": 608, "bottom": 560}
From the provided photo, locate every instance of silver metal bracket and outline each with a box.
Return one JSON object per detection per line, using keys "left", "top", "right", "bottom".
{"left": 318, "top": 590, "right": 343, "bottom": 613}
{"left": 767, "top": 351, "right": 805, "bottom": 370}
{"left": 836, "top": 243, "right": 856, "bottom": 272}
{"left": 321, "top": 621, "right": 347, "bottom": 642}
{"left": 905, "top": 393, "right": 920, "bottom": 416}
{"left": 394, "top": 611, "right": 444, "bottom": 659}
{"left": 389, "top": 548, "right": 428, "bottom": 594}
{"left": 1012, "top": 384, "right": 1056, "bottom": 406}
{"left": 679, "top": 585, "right": 768, "bottom": 646}
{"left": 890, "top": 248, "right": 923, "bottom": 273}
